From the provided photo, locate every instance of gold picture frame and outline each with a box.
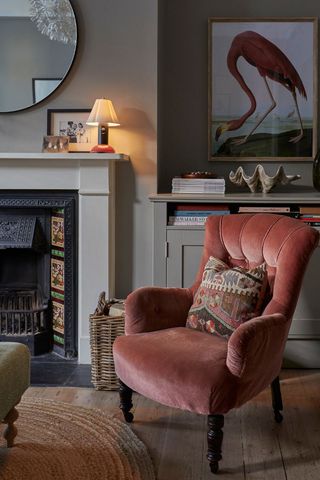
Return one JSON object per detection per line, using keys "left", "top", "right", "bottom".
{"left": 208, "top": 17, "right": 318, "bottom": 161}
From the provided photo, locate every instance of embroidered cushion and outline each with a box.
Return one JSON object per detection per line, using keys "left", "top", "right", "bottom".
{"left": 186, "top": 256, "right": 268, "bottom": 338}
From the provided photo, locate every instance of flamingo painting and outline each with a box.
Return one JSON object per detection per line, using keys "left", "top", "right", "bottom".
{"left": 215, "top": 30, "right": 307, "bottom": 146}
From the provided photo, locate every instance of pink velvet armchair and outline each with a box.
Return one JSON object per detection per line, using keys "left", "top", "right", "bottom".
{"left": 113, "top": 214, "right": 319, "bottom": 474}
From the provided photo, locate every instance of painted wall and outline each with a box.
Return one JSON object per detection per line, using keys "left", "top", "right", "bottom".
{"left": 0, "top": 0, "right": 157, "bottom": 297}
{"left": 158, "top": 0, "right": 319, "bottom": 192}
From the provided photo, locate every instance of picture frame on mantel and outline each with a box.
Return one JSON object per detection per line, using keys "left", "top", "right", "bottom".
{"left": 47, "top": 109, "right": 97, "bottom": 152}
{"left": 208, "top": 17, "right": 318, "bottom": 162}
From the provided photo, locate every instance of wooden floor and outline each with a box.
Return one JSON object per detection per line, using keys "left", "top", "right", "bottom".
{"left": 24, "top": 370, "right": 320, "bottom": 480}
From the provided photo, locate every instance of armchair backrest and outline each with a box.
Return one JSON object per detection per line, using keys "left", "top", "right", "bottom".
{"left": 192, "top": 214, "right": 319, "bottom": 323}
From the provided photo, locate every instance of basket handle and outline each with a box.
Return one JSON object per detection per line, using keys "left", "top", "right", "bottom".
{"left": 94, "top": 292, "right": 113, "bottom": 316}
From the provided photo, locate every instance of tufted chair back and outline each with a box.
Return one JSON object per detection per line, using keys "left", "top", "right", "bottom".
{"left": 192, "top": 214, "right": 319, "bottom": 326}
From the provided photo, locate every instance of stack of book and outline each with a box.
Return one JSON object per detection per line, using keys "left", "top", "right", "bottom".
{"left": 298, "top": 206, "right": 320, "bottom": 231}
{"left": 172, "top": 177, "right": 225, "bottom": 194}
{"left": 168, "top": 205, "right": 230, "bottom": 226}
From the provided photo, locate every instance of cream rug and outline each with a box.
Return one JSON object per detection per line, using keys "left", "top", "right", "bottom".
{"left": 0, "top": 398, "right": 155, "bottom": 480}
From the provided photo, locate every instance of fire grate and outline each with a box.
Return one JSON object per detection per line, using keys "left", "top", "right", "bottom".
{"left": 0, "top": 289, "right": 48, "bottom": 336}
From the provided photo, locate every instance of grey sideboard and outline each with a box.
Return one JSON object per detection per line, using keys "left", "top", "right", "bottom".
{"left": 150, "top": 192, "right": 320, "bottom": 367}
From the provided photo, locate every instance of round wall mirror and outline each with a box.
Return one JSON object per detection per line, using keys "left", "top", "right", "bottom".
{"left": 0, "top": 0, "right": 77, "bottom": 113}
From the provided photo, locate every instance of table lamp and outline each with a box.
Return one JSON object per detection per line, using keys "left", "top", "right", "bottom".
{"left": 86, "top": 98, "right": 120, "bottom": 153}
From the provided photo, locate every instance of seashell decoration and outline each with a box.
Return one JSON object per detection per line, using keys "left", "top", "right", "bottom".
{"left": 229, "top": 164, "right": 301, "bottom": 193}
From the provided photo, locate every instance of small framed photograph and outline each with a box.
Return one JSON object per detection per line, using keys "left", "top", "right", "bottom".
{"left": 47, "top": 109, "right": 97, "bottom": 152}
{"left": 42, "top": 135, "right": 69, "bottom": 153}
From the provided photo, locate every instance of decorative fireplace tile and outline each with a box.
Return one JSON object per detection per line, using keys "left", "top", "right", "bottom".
{"left": 52, "top": 249, "right": 64, "bottom": 258}
{"left": 51, "top": 215, "right": 64, "bottom": 248}
{"left": 51, "top": 258, "right": 65, "bottom": 292}
{"left": 52, "top": 300, "right": 64, "bottom": 334}
{"left": 52, "top": 291, "right": 64, "bottom": 301}
{"left": 53, "top": 333, "right": 64, "bottom": 346}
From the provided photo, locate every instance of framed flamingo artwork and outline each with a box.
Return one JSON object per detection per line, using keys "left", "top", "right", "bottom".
{"left": 209, "top": 18, "right": 318, "bottom": 161}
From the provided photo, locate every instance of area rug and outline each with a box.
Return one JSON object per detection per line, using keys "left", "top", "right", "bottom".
{"left": 0, "top": 398, "right": 155, "bottom": 480}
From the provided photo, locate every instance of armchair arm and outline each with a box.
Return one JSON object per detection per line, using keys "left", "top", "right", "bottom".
{"left": 125, "top": 287, "right": 194, "bottom": 334}
{"left": 226, "top": 313, "right": 288, "bottom": 379}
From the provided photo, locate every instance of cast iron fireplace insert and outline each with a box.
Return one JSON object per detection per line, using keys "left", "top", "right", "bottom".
{"left": 0, "top": 191, "right": 78, "bottom": 358}
{"left": 0, "top": 215, "right": 50, "bottom": 354}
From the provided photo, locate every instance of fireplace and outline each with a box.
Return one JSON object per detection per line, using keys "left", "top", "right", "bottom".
{"left": 0, "top": 192, "right": 77, "bottom": 358}
{"left": 0, "top": 152, "right": 128, "bottom": 363}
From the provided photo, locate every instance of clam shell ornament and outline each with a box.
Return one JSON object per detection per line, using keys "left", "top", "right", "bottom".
{"left": 229, "top": 164, "right": 301, "bottom": 193}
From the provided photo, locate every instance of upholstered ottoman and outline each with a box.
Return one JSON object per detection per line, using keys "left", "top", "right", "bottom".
{"left": 0, "top": 343, "right": 30, "bottom": 447}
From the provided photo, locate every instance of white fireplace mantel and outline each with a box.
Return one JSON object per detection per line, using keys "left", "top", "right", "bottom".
{"left": 0, "top": 152, "right": 129, "bottom": 363}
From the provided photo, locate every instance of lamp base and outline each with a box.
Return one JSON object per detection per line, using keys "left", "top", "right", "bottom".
{"left": 90, "top": 144, "right": 115, "bottom": 153}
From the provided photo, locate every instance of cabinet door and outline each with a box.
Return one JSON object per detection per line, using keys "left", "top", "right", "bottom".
{"left": 292, "top": 247, "right": 320, "bottom": 335}
{"left": 166, "top": 229, "right": 205, "bottom": 288}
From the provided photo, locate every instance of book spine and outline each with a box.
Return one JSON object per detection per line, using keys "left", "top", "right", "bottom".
{"left": 168, "top": 216, "right": 207, "bottom": 221}
{"left": 168, "top": 216, "right": 207, "bottom": 224}
{"left": 238, "top": 207, "right": 290, "bottom": 212}
{"left": 173, "top": 211, "right": 230, "bottom": 216}
{"left": 299, "top": 207, "right": 320, "bottom": 214}
{"left": 172, "top": 179, "right": 225, "bottom": 184}
{"left": 172, "top": 184, "right": 226, "bottom": 188}
{"left": 300, "top": 221, "right": 320, "bottom": 226}
{"left": 175, "top": 204, "right": 229, "bottom": 211}
{"left": 168, "top": 221, "right": 206, "bottom": 226}
{"left": 300, "top": 222, "right": 320, "bottom": 226}
{"left": 172, "top": 188, "right": 225, "bottom": 193}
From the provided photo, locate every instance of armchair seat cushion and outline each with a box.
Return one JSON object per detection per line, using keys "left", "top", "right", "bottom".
{"left": 0, "top": 343, "right": 30, "bottom": 421}
{"left": 114, "top": 327, "right": 238, "bottom": 415}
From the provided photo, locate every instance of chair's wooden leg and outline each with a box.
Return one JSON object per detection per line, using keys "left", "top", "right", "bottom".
{"left": 207, "top": 414, "right": 224, "bottom": 474}
{"left": 271, "top": 376, "right": 283, "bottom": 423}
{"left": 119, "top": 379, "right": 134, "bottom": 423}
{"left": 3, "top": 406, "right": 19, "bottom": 448}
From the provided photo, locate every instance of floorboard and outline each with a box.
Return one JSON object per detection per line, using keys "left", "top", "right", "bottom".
{"left": 278, "top": 372, "right": 320, "bottom": 480}
{"left": 24, "top": 370, "right": 320, "bottom": 479}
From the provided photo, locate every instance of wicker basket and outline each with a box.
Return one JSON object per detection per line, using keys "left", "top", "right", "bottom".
{"left": 90, "top": 293, "right": 125, "bottom": 390}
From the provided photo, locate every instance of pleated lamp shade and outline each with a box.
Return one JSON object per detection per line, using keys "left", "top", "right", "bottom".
{"left": 86, "top": 98, "right": 120, "bottom": 152}
{"left": 86, "top": 99, "right": 120, "bottom": 127}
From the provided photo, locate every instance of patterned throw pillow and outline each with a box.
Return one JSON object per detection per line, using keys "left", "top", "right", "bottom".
{"left": 186, "top": 256, "right": 268, "bottom": 338}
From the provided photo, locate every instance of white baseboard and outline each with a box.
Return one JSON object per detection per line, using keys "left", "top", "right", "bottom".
{"left": 289, "top": 318, "right": 320, "bottom": 338}
{"left": 284, "top": 339, "right": 320, "bottom": 368}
